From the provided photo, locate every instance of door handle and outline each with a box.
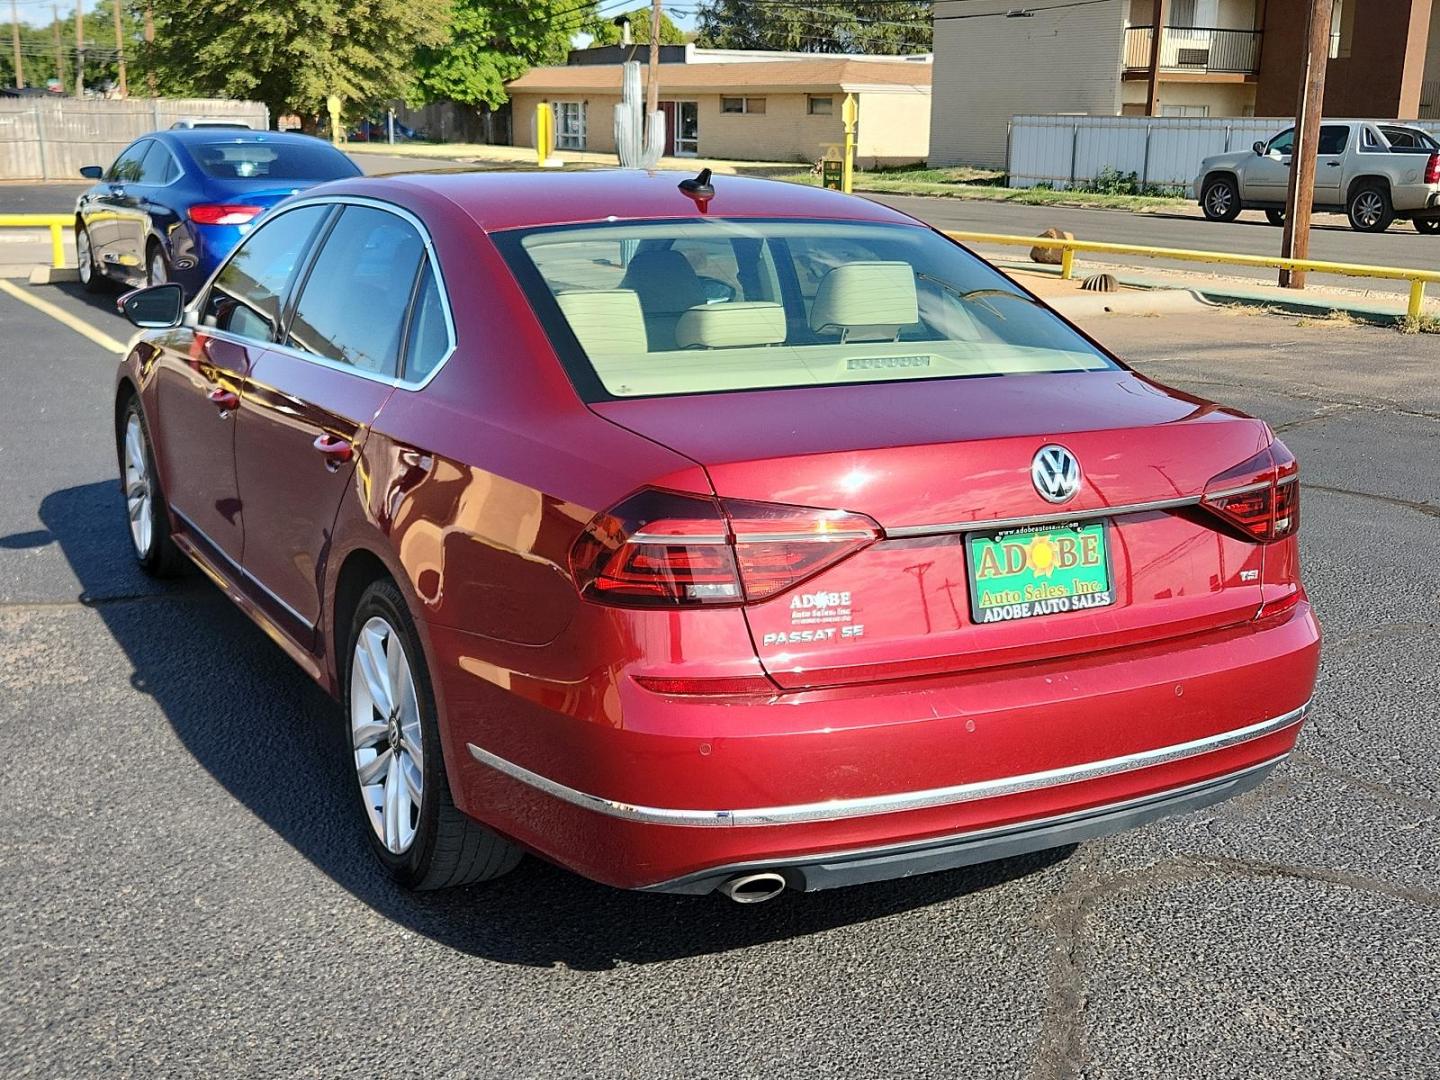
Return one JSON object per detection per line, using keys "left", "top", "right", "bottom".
{"left": 207, "top": 387, "right": 239, "bottom": 414}
{"left": 313, "top": 434, "right": 354, "bottom": 470}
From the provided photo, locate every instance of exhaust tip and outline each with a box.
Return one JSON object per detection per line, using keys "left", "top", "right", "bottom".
{"left": 718, "top": 871, "right": 787, "bottom": 904}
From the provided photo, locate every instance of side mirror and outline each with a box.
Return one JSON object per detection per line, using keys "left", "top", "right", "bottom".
{"left": 79, "top": 164, "right": 104, "bottom": 179}
{"left": 118, "top": 283, "right": 185, "bottom": 329}
{"left": 1253, "top": 141, "right": 1267, "bottom": 156}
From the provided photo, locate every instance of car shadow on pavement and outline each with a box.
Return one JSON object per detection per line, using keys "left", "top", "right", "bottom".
{"left": 32, "top": 481, "right": 1073, "bottom": 971}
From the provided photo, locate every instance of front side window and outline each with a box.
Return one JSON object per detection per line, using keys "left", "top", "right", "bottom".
{"left": 204, "top": 204, "right": 330, "bottom": 341}
{"left": 286, "top": 205, "right": 426, "bottom": 375}
{"left": 498, "top": 219, "right": 1117, "bottom": 401}
{"left": 107, "top": 141, "right": 151, "bottom": 183}
{"left": 1267, "top": 129, "right": 1295, "bottom": 156}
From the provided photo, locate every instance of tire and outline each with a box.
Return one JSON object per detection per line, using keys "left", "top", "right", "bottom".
{"left": 1265, "top": 209, "right": 1286, "bottom": 227}
{"left": 1347, "top": 183, "right": 1394, "bottom": 233}
{"left": 77, "top": 223, "right": 106, "bottom": 294}
{"left": 118, "top": 395, "right": 184, "bottom": 577}
{"left": 1414, "top": 218, "right": 1440, "bottom": 235}
{"left": 146, "top": 242, "right": 170, "bottom": 287}
{"left": 1200, "top": 176, "right": 1241, "bottom": 222}
{"left": 344, "top": 579, "right": 522, "bottom": 890}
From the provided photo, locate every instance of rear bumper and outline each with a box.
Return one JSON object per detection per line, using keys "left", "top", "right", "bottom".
{"left": 438, "top": 602, "right": 1320, "bottom": 891}
{"left": 640, "top": 754, "right": 1285, "bottom": 894}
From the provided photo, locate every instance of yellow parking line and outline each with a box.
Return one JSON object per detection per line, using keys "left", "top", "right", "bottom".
{"left": 0, "top": 278, "right": 128, "bottom": 355}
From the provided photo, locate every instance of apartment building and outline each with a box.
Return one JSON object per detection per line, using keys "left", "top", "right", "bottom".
{"left": 930, "top": 0, "right": 1440, "bottom": 167}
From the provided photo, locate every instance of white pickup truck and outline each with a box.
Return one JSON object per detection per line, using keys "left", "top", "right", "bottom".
{"left": 1194, "top": 120, "right": 1440, "bottom": 234}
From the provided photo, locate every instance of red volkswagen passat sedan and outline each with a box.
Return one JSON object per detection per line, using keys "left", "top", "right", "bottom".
{"left": 113, "top": 171, "right": 1319, "bottom": 902}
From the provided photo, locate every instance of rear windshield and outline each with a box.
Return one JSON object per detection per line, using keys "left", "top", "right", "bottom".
{"left": 192, "top": 140, "right": 361, "bottom": 180}
{"left": 497, "top": 219, "right": 1117, "bottom": 400}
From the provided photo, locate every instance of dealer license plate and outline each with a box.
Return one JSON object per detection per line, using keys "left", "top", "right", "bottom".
{"left": 965, "top": 522, "right": 1115, "bottom": 624}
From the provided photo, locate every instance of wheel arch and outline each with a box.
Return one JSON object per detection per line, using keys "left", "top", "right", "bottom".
{"left": 332, "top": 548, "right": 396, "bottom": 689}
{"left": 1346, "top": 174, "right": 1392, "bottom": 202}
{"left": 113, "top": 377, "right": 140, "bottom": 476}
{"left": 1203, "top": 169, "right": 1240, "bottom": 189}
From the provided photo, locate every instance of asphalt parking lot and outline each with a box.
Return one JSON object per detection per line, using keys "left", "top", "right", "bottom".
{"left": 2, "top": 279, "right": 1438, "bottom": 1078}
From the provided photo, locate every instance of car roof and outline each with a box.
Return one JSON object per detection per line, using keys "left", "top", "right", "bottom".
{"left": 157, "top": 128, "right": 337, "bottom": 148}
{"left": 321, "top": 169, "right": 923, "bottom": 233}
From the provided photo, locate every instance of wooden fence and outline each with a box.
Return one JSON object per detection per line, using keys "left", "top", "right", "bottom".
{"left": 0, "top": 97, "right": 269, "bottom": 179}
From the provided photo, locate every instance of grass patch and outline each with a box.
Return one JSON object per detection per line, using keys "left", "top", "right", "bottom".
{"left": 1400, "top": 313, "right": 1440, "bottom": 334}
{"left": 1296, "top": 310, "right": 1361, "bottom": 329}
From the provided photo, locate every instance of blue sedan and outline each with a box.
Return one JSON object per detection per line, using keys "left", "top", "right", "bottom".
{"left": 75, "top": 128, "right": 361, "bottom": 297}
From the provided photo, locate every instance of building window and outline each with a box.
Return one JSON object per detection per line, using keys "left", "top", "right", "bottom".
{"left": 721, "top": 97, "right": 766, "bottom": 115}
{"left": 1169, "top": 0, "right": 1196, "bottom": 28}
{"left": 808, "top": 96, "right": 833, "bottom": 116}
{"left": 1160, "top": 104, "right": 1209, "bottom": 117}
{"left": 554, "top": 101, "right": 586, "bottom": 149}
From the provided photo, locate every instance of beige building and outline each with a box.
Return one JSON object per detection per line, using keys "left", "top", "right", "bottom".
{"left": 928, "top": 0, "right": 1440, "bottom": 168}
{"left": 507, "top": 58, "right": 932, "bottom": 167}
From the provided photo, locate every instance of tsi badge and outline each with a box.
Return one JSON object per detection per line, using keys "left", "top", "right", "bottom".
{"left": 1032, "top": 444, "right": 1082, "bottom": 504}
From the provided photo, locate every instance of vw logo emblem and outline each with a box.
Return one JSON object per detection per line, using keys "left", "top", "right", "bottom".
{"left": 1032, "top": 444, "right": 1082, "bottom": 504}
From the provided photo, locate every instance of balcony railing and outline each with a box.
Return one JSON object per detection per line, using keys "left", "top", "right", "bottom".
{"left": 1124, "top": 26, "right": 1263, "bottom": 75}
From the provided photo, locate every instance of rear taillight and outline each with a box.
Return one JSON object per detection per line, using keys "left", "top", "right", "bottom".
{"left": 187, "top": 204, "right": 264, "bottom": 225}
{"left": 569, "top": 488, "right": 880, "bottom": 608}
{"left": 1202, "top": 440, "right": 1299, "bottom": 543}
{"left": 1426, "top": 153, "right": 1440, "bottom": 185}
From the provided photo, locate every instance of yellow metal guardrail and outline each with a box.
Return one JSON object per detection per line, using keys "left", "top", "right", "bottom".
{"left": 0, "top": 214, "right": 71, "bottom": 270}
{"left": 945, "top": 230, "right": 1440, "bottom": 320}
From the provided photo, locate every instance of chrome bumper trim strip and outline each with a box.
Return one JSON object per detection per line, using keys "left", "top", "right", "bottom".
{"left": 466, "top": 701, "right": 1309, "bottom": 828}
{"left": 885, "top": 494, "right": 1203, "bottom": 539}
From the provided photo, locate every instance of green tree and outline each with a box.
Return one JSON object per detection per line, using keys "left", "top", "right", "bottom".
{"left": 694, "top": 0, "right": 931, "bottom": 54}
{"left": 587, "top": 6, "right": 688, "bottom": 46}
{"left": 0, "top": 2, "right": 151, "bottom": 95}
{"left": 413, "top": 0, "right": 596, "bottom": 113}
{"left": 145, "top": 0, "right": 450, "bottom": 125}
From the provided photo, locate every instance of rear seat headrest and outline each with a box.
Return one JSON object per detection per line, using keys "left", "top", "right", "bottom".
{"left": 674, "top": 302, "right": 787, "bottom": 349}
{"left": 809, "top": 261, "right": 919, "bottom": 341}
{"left": 555, "top": 289, "right": 648, "bottom": 356}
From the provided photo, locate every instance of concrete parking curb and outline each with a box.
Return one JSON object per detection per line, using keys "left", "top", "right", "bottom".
{"left": 996, "top": 260, "right": 1417, "bottom": 326}
{"left": 29, "top": 266, "right": 80, "bottom": 285}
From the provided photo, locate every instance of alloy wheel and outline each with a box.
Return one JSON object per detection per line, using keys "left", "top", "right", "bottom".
{"left": 77, "top": 228, "right": 93, "bottom": 285}
{"left": 350, "top": 616, "right": 424, "bottom": 855}
{"left": 149, "top": 250, "right": 167, "bottom": 286}
{"left": 1354, "top": 192, "right": 1385, "bottom": 229}
{"left": 123, "top": 412, "right": 153, "bottom": 559}
{"left": 1206, "top": 185, "right": 1232, "bottom": 217}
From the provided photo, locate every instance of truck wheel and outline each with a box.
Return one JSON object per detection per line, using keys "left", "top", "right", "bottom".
{"left": 1347, "top": 184, "right": 1394, "bottom": 233}
{"left": 1201, "top": 177, "right": 1241, "bottom": 222}
{"left": 1265, "top": 209, "right": 1286, "bottom": 227}
{"left": 1414, "top": 219, "right": 1440, "bottom": 235}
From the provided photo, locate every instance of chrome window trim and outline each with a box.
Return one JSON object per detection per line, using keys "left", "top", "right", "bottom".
{"left": 467, "top": 700, "right": 1309, "bottom": 828}
{"left": 172, "top": 508, "right": 315, "bottom": 630}
{"left": 192, "top": 194, "right": 459, "bottom": 393}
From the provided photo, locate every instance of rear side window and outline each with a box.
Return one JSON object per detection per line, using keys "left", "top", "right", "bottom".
{"left": 1317, "top": 125, "right": 1349, "bottom": 155}
{"left": 204, "top": 204, "right": 331, "bottom": 341}
{"left": 139, "top": 141, "right": 180, "bottom": 184}
{"left": 403, "top": 262, "right": 450, "bottom": 382}
{"left": 286, "top": 206, "right": 426, "bottom": 375}
{"left": 107, "top": 141, "right": 150, "bottom": 183}
{"left": 192, "top": 140, "right": 360, "bottom": 180}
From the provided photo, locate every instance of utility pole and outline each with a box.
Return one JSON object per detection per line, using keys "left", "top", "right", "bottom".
{"left": 52, "top": 5, "right": 65, "bottom": 92}
{"left": 73, "top": 0, "right": 83, "bottom": 97}
{"left": 10, "top": 0, "right": 23, "bottom": 89}
{"left": 1278, "top": 0, "right": 1335, "bottom": 289}
{"left": 143, "top": 0, "right": 154, "bottom": 95}
{"left": 1144, "top": 0, "right": 1170, "bottom": 116}
{"left": 646, "top": 0, "right": 661, "bottom": 129}
{"left": 112, "top": 0, "right": 126, "bottom": 95}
